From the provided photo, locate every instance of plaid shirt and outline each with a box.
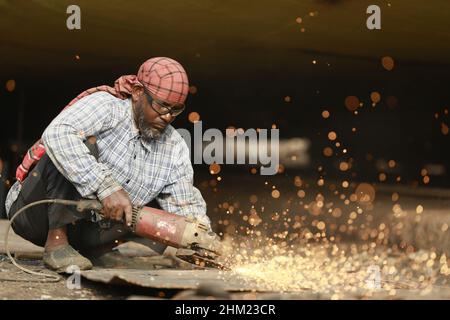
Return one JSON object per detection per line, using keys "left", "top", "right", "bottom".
{"left": 5, "top": 92, "right": 209, "bottom": 226}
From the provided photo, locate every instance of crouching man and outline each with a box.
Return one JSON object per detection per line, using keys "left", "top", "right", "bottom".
{"left": 5, "top": 57, "right": 211, "bottom": 271}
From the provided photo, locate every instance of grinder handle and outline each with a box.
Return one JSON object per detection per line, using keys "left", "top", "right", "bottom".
{"left": 76, "top": 200, "right": 138, "bottom": 231}
{"left": 76, "top": 199, "right": 104, "bottom": 212}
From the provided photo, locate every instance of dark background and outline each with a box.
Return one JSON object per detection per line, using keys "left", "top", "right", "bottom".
{"left": 1, "top": 0, "right": 450, "bottom": 218}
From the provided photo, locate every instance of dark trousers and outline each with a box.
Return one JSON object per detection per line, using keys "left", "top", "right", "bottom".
{"left": 8, "top": 153, "right": 132, "bottom": 254}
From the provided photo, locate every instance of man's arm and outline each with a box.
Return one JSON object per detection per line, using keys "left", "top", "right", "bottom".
{"left": 156, "top": 140, "right": 211, "bottom": 228}
{"left": 41, "top": 92, "right": 123, "bottom": 200}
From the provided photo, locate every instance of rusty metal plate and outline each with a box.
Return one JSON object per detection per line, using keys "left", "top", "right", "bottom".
{"left": 80, "top": 268, "right": 265, "bottom": 292}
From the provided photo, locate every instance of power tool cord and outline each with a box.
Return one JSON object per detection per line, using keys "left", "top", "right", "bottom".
{"left": 1, "top": 199, "right": 82, "bottom": 282}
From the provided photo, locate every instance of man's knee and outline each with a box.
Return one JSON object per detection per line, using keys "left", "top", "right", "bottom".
{"left": 8, "top": 198, "right": 49, "bottom": 247}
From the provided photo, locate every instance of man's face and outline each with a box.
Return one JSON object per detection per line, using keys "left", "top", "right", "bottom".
{"left": 132, "top": 86, "right": 176, "bottom": 141}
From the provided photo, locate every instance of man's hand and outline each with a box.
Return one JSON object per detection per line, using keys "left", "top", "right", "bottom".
{"left": 101, "top": 189, "right": 133, "bottom": 226}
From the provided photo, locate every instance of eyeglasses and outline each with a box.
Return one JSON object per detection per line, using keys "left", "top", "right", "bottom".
{"left": 142, "top": 85, "right": 185, "bottom": 117}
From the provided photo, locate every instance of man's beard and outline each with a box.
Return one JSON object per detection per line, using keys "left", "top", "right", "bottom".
{"left": 134, "top": 100, "right": 163, "bottom": 141}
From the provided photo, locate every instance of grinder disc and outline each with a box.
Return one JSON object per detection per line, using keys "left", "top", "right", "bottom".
{"left": 175, "top": 249, "right": 230, "bottom": 270}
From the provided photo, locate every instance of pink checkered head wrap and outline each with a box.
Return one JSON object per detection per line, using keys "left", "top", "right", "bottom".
{"left": 66, "top": 57, "right": 189, "bottom": 107}
{"left": 16, "top": 57, "right": 189, "bottom": 182}
{"left": 112, "top": 57, "right": 190, "bottom": 104}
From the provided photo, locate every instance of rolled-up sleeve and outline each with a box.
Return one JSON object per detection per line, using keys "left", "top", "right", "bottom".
{"left": 156, "top": 140, "right": 210, "bottom": 227}
{"left": 42, "top": 92, "right": 123, "bottom": 200}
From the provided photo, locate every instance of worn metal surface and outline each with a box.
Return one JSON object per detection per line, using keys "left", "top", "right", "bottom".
{"left": 80, "top": 267, "right": 450, "bottom": 299}
{"left": 81, "top": 268, "right": 265, "bottom": 292}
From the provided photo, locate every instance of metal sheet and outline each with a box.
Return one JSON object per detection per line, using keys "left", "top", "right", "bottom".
{"left": 81, "top": 268, "right": 267, "bottom": 291}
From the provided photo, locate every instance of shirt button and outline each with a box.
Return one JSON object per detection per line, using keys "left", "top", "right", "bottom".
{"left": 126, "top": 179, "right": 130, "bottom": 184}
{"left": 133, "top": 154, "right": 136, "bottom": 159}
